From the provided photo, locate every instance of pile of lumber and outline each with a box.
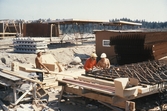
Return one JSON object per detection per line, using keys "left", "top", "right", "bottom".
{"left": 146, "top": 42, "right": 167, "bottom": 60}
{"left": 110, "top": 34, "right": 167, "bottom": 65}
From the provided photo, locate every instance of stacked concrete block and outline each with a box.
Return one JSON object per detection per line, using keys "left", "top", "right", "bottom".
{"left": 13, "top": 37, "right": 48, "bottom": 53}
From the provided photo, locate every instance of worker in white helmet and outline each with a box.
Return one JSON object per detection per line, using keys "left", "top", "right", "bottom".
{"left": 96, "top": 53, "right": 110, "bottom": 69}
{"left": 84, "top": 53, "right": 97, "bottom": 74}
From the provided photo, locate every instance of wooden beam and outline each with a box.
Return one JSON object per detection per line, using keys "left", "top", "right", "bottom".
{"left": 78, "top": 76, "right": 115, "bottom": 86}
{"left": 58, "top": 86, "right": 64, "bottom": 103}
{"left": 125, "top": 101, "right": 135, "bottom": 111}
{"left": 50, "top": 24, "right": 53, "bottom": 41}
{"left": 14, "top": 85, "right": 32, "bottom": 105}
{"left": 0, "top": 68, "right": 43, "bottom": 84}
{"left": 13, "top": 84, "right": 17, "bottom": 103}
{"left": 0, "top": 100, "right": 8, "bottom": 111}
{"left": 60, "top": 78, "right": 115, "bottom": 95}
{"left": 64, "top": 86, "right": 126, "bottom": 109}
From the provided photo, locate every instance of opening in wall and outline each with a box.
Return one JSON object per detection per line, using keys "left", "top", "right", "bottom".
{"left": 102, "top": 40, "right": 110, "bottom": 47}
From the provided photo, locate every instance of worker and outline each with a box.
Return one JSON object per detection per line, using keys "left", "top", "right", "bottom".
{"left": 84, "top": 53, "right": 97, "bottom": 74}
{"left": 96, "top": 53, "right": 110, "bottom": 69}
{"left": 35, "top": 51, "right": 50, "bottom": 81}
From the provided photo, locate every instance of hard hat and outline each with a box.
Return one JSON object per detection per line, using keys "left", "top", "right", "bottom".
{"left": 100, "top": 53, "right": 107, "bottom": 58}
{"left": 91, "top": 53, "right": 98, "bottom": 58}
{"left": 36, "top": 50, "right": 41, "bottom": 54}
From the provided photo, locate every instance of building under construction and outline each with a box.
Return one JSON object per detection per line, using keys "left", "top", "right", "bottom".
{"left": 0, "top": 19, "right": 167, "bottom": 110}
{"left": 0, "top": 19, "right": 23, "bottom": 37}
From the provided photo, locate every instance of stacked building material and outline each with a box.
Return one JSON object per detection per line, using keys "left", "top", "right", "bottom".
{"left": 13, "top": 37, "right": 48, "bottom": 53}
{"left": 85, "top": 60, "right": 167, "bottom": 85}
{"left": 146, "top": 42, "right": 167, "bottom": 60}
{"left": 110, "top": 34, "right": 167, "bottom": 65}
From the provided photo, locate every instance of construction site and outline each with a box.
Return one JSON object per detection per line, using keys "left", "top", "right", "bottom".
{"left": 0, "top": 19, "right": 167, "bottom": 111}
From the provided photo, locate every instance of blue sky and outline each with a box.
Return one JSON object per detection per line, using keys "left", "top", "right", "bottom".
{"left": 0, "top": 0, "right": 167, "bottom": 22}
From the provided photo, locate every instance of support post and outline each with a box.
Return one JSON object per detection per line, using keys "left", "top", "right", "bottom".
{"left": 58, "top": 86, "right": 64, "bottom": 103}
{"left": 32, "top": 83, "right": 37, "bottom": 99}
{"left": 125, "top": 101, "right": 135, "bottom": 111}
{"left": 50, "top": 24, "right": 53, "bottom": 42}
{"left": 13, "top": 84, "right": 17, "bottom": 103}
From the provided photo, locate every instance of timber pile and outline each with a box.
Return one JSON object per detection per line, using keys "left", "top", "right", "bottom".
{"left": 110, "top": 34, "right": 167, "bottom": 65}
{"left": 13, "top": 37, "right": 48, "bottom": 53}
{"left": 146, "top": 42, "right": 167, "bottom": 60}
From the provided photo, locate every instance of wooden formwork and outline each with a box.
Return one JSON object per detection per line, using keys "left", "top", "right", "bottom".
{"left": 57, "top": 60, "right": 167, "bottom": 110}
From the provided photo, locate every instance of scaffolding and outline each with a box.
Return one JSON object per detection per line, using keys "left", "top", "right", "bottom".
{"left": 0, "top": 20, "right": 23, "bottom": 37}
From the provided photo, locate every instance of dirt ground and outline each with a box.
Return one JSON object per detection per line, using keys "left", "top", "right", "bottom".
{"left": 0, "top": 37, "right": 114, "bottom": 111}
{"left": 0, "top": 38, "right": 95, "bottom": 66}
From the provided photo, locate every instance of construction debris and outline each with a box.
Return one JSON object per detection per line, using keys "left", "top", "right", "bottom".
{"left": 1, "top": 34, "right": 167, "bottom": 111}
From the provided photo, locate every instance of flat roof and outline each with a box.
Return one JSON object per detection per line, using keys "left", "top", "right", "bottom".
{"left": 41, "top": 19, "right": 143, "bottom": 26}
{"left": 94, "top": 29, "right": 143, "bottom": 33}
{"left": 45, "top": 18, "right": 108, "bottom": 24}
{"left": 112, "top": 20, "right": 142, "bottom": 26}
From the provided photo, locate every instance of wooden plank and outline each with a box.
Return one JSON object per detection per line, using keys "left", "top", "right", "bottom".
{"left": 19, "top": 66, "right": 58, "bottom": 75}
{"left": 58, "top": 86, "right": 64, "bottom": 103}
{"left": 0, "top": 72, "right": 20, "bottom": 81}
{"left": 59, "top": 79, "right": 115, "bottom": 95}
{"left": 43, "top": 63, "right": 59, "bottom": 72}
{"left": 32, "top": 105, "right": 39, "bottom": 111}
{"left": 20, "top": 67, "right": 45, "bottom": 72}
{"left": 0, "top": 68, "right": 43, "bottom": 84}
{"left": 0, "top": 79, "right": 11, "bottom": 86}
{"left": 78, "top": 76, "right": 115, "bottom": 86}
{"left": 125, "top": 101, "right": 135, "bottom": 111}
{"left": 14, "top": 86, "right": 32, "bottom": 105}
{"left": 152, "top": 42, "right": 167, "bottom": 50}
{"left": 64, "top": 86, "right": 126, "bottom": 109}
{"left": 0, "top": 32, "right": 16, "bottom": 35}
{"left": 153, "top": 47, "right": 167, "bottom": 56}
{"left": 42, "top": 54, "right": 57, "bottom": 64}
{"left": 56, "top": 62, "right": 64, "bottom": 72}
{"left": 154, "top": 52, "right": 167, "bottom": 60}
{"left": 145, "top": 32, "right": 167, "bottom": 44}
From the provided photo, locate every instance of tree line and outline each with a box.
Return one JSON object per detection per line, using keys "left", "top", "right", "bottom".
{"left": 59, "top": 18, "right": 167, "bottom": 34}
{"left": 111, "top": 18, "right": 167, "bottom": 31}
